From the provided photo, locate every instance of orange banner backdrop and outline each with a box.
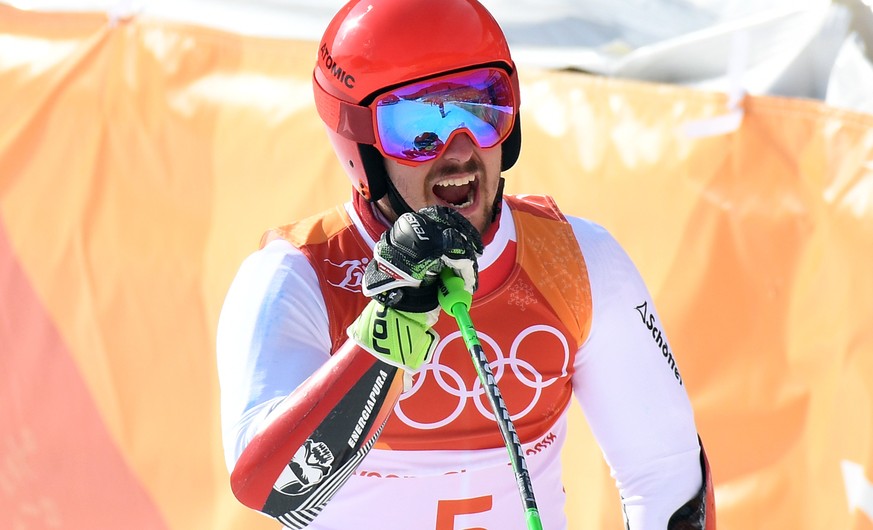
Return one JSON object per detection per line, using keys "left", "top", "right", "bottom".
{"left": 1, "top": 6, "right": 872, "bottom": 529}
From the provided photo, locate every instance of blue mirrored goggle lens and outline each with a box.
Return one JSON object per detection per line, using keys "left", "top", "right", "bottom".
{"left": 374, "top": 68, "right": 515, "bottom": 162}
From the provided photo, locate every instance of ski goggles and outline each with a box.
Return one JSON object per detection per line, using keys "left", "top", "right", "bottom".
{"left": 314, "top": 67, "right": 518, "bottom": 164}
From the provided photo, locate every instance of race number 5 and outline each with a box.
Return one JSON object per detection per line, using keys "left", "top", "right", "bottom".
{"left": 436, "top": 496, "right": 493, "bottom": 530}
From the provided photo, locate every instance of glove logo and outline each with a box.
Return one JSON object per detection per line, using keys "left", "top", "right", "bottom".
{"left": 370, "top": 306, "right": 392, "bottom": 356}
{"left": 274, "top": 439, "right": 335, "bottom": 496}
{"left": 406, "top": 215, "right": 431, "bottom": 241}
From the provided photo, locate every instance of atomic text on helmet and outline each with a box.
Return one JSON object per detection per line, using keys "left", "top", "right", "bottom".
{"left": 320, "top": 43, "right": 356, "bottom": 89}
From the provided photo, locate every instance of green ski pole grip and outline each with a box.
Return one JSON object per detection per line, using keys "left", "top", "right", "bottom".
{"left": 438, "top": 268, "right": 471, "bottom": 314}
{"left": 438, "top": 269, "right": 481, "bottom": 350}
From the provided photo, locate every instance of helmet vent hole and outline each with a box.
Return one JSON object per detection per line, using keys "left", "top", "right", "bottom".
{"left": 348, "top": 160, "right": 355, "bottom": 168}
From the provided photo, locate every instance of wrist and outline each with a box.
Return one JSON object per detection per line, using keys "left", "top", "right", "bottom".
{"left": 374, "top": 282, "right": 440, "bottom": 313}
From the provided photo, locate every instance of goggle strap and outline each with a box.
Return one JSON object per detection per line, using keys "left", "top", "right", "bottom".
{"left": 312, "top": 75, "right": 376, "bottom": 144}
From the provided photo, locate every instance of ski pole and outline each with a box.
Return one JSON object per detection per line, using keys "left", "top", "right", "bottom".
{"left": 438, "top": 269, "right": 544, "bottom": 530}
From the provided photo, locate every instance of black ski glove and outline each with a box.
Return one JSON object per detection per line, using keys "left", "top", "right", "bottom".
{"left": 362, "top": 205, "right": 484, "bottom": 313}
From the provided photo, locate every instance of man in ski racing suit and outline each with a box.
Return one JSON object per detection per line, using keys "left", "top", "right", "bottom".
{"left": 217, "top": 0, "right": 716, "bottom": 528}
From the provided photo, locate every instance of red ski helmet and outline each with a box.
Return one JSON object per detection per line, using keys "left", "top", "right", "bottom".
{"left": 313, "top": 0, "right": 521, "bottom": 202}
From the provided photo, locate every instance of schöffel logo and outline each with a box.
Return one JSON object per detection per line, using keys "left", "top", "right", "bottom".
{"left": 319, "top": 43, "right": 356, "bottom": 89}
{"left": 635, "top": 301, "right": 683, "bottom": 385}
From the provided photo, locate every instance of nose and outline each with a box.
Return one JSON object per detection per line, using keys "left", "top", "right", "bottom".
{"left": 441, "top": 131, "right": 476, "bottom": 162}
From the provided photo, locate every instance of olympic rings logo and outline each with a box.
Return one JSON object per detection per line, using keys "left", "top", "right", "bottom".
{"left": 394, "top": 325, "right": 570, "bottom": 429}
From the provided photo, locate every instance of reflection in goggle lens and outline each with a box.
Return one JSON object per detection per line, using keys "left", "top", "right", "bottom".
{"left": 374, "top": 68, "right": 515, "bottom": 162}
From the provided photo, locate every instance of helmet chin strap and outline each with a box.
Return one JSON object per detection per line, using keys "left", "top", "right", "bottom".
{"left": 490, "top": 176, "right": 505, "bottom": 223}
{"left": 384, "top": 175, "right": 415, "bottom": 218}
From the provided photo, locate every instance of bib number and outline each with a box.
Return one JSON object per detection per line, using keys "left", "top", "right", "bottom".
{"left": 436, "top": 496, "right": 493, "bottom": 530}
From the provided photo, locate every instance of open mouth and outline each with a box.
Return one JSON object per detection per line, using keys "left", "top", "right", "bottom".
{"left": 432, "top": 174, "right": 477, "bottom": 209}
